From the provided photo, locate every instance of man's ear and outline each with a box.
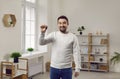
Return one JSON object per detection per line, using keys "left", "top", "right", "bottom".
{"left": 67, "top": 22, "right": 69, "bottom": 25}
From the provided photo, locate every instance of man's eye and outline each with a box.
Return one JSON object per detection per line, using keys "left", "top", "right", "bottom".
{"left": 63, "top": 22, "right": 67, "bottom": 24}
{"left": 59, "top": 23, "right": 61, "bottom": 24}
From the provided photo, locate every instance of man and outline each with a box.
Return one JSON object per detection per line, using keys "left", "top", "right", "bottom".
{"left": 39, "top": 15, "right": 81, "bottom": 79}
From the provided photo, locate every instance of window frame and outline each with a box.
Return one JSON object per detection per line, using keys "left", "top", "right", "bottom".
{"left": 22, "top": 0, "right": 38, "bottom": 52}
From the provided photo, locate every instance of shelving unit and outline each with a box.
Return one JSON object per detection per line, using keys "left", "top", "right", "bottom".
{"left": 77, "top": 33, "right": 109, "bottom": 72}
{"left": 1, "top": 58, "right": 28, "bottom": 79}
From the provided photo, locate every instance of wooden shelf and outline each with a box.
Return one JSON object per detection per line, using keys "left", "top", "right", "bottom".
{"left": 78, "top": 33, "right": 109, "bottom": 72}
{"left": 3, "top": 14, "right": 16, "bottom": 27}
{"left": 1, "top": 58, "right": 28, "bottom": 79}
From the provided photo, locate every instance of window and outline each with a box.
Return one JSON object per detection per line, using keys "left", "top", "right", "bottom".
{"left": 22, "top": 0, "right": 47, "bottom": 53}
{"left": 22, "top": 0, "right": 37, "bottom": 51}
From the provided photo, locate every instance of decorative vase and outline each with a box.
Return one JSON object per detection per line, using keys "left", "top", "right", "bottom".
{"left": 6, "top": 69, "right": 12, "bottom": 75}
{"left": 99, "top": 58, "right": 103, "bottom": 62}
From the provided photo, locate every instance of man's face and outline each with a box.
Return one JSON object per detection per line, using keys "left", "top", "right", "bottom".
{"left": 57, "top": 19, "right": 69, "bottom": 33}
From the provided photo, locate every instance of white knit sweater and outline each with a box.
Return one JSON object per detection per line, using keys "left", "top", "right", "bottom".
{"left": 39, "top": 31, "right": 81, "bottom": 72}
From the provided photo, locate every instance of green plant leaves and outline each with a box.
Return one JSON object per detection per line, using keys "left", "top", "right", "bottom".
{"left": 77, "top": 26, "right": 85, "bottom": 31}
{"left": 110, "top": 52, "right": 120, "bottom": 65}
{"left": 10, "top": 52, "right": 21, "bottom": 58}
{"left": 27, "top": 48, "right": 34, "bottom": 52}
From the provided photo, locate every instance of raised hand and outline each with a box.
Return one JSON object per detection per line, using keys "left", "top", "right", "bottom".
{"left": 40, "top": 25, "right": 48, "bottom": 33}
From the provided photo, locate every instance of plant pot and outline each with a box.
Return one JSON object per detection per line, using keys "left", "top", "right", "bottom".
{"left": 80, "top": 31, "right": 82, "bottom": 35}
{"left": 14, "top": 57, "right": 19, "bottom": 63}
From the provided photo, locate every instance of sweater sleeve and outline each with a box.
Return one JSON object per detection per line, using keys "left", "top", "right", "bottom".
{"left": 73, "top": 35, "right": 81, "bottom": 72}
{"left": 39, "top": 32, "right": 54, "bottom": 45}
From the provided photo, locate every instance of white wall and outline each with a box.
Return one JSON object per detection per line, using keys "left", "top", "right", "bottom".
{"left": 0, "top": 0, "right": 22, "bottom": 60}
{"left": 48, "top": 0, "right": 120, "bottom": 72}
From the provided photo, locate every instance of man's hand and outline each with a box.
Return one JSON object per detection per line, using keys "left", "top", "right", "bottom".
{"left": 40, "top": 25, "right": 47, "bottom": 33}
{"left": 74, "top": 72, "right": 79, "bottom": 77}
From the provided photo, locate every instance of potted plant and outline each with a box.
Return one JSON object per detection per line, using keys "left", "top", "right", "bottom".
{"left": 27, "top": 48, "right": 34, "bottom": 52}
{"left": 110, "top": 52, "right": 120, "bottom": 65}
{"left": 77, "top": 26, "right": 85, "bottom": 35}
{"left": 10, "top": 52, "right": 21, "bottom": 63}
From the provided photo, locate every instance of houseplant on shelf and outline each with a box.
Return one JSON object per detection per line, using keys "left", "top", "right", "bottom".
{"left": 10, "top": 52, "right": 21, "bottom": 63}
{"left": 77, "top": 26, "right": 85, "bottom": 35}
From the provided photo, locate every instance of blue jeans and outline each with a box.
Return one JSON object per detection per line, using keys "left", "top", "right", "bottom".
{"left": 50, "top": 67, "right": 72, "bottom": 79}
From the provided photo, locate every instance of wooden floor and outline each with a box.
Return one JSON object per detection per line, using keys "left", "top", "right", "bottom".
{"left": 32, "top": 71, "right": 120, "bottom": 79}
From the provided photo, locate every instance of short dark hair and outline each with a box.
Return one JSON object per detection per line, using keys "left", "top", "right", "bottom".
{"left": 57, "top": 15, "right": 69, "bottom": 24}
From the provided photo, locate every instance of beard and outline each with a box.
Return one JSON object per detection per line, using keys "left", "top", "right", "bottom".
{"left": 59, "top": 26, "right": 67, "bottom": 33}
